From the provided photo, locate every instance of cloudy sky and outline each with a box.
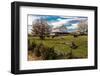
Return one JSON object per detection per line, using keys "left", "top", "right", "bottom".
{"left": 28, "top": 15, "right": 88, "bottom": 33}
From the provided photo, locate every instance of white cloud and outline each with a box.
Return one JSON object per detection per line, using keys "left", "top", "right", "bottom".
{"left": 74, "top": 17, "right": 87, "bottom": 21}
{"left": 51, "top": 18, "right": 75, "bottom": 28}
{"left": 51, "top": 19, "right": 67, "bottom": 28}
{"left": 57, "top": 18, "right": 62, "bottom": 21}
{"left": 60, "top": 16, "right": 77, "bottom": 19}
{"left": 67, "top": 23, "right": 78, "bottom": 29}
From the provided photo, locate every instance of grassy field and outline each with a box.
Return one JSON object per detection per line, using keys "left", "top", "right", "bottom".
{"left": 28, "top": 35, "right": 88, "bottom": 60}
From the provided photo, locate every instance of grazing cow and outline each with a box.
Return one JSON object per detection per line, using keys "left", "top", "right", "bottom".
{"left": 52, "top": 35, "right": 56, "bottom": 38}
{"left": 46, "top": 35, "right": 50, "bottom": 38}
{"left": 70, "top": 41, "right": 78, "bottom": 49}
{"left": 52, "top": 34, "right": 59, "bottom": 39}
{"left": 73, "top": 34, "right": 78, "bottom": 38}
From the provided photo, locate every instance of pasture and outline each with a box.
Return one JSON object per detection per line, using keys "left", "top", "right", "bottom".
{"left": 28, "top": 35, "right": 88, "bottom": 60}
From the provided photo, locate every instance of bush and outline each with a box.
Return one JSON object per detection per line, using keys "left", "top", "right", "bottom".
{"left": 40, "top": 46, "right": 57, "bottom": 60}
{"left": 29, "top": 42, "right": 73, "bottom": 60}
{"left": 31, "top": 41, "right": 36, "bottom": 52}
{"left": 47, "top": 47, "right": 57, "bottom": 59}
{"left": 28, "top": 39, "right": 36, "bottom": 51}
{"left": 31, "top": 43, "right": 58, "bottom": 60}
{"left": 34, "top": 45, "right": 41, "bottom": 57}
{"left": 28, "top": 39, "right": 33, "bottom": 50}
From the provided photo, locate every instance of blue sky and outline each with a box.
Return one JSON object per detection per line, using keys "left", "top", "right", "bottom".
{"left": 28, "top": 15, "right": 88, "bottom": 33}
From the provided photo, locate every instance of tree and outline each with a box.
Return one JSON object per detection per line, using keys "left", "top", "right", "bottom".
{"left": 78, "top": 20, "right": 88, "bottom": 35}
{"left": 59, "top": 25, "right": 67, "bottom": 32}
{"left": 31, "top": 18, "right": 50, "bottom": 40}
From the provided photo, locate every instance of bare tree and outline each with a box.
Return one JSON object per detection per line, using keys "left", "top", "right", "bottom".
{"left": 31, "top": 18, "right": 50, "bottom": 40}
{"left": 78, "top": 20, "right": 88, "bottom": 35}
{"left": 59, "top": 25, "right": 67, "bottom": 32}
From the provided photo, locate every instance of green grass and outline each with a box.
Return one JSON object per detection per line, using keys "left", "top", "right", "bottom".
{"left": 28, "top": 35, "right": 88, "bottom": 58}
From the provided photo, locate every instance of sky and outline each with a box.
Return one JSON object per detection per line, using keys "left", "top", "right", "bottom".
{"left": 28, "top": 15, "right": 88, "bottom": 33}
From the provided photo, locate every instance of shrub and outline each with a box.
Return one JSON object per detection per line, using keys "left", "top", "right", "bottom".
{"left": 31, "top": 41, "right": 36, "bottom": 52}
{"left": 40, "top": 46, "right": 57, "bottom": 60}
{"left": 34, "top": 45, "right": 41, "bottom": 57}
{"left": 40, "top": 47, "right": 48, "bottom": 60}
{"left": 47, "top": 47, "right": 57, "bottom": 59}
{"left": 28, "top": 39, "right": 36, "bottom": 51}
{"left": 29, "top": 42, "right": 72, "bottom": 60}
{"left": 28, "top": 39, "right": 33, "bottom": 50}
